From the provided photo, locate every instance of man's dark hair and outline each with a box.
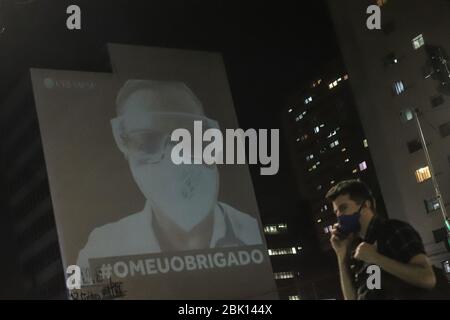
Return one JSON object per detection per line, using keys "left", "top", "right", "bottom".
{"left": 325, "top": 179, "right": 376, "bottom": 210}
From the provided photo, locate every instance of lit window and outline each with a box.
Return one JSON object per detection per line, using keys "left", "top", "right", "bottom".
{"left": 274, "top": 272, "right": 295, "bottom": 280}
{"left": 359, "top": 161, "right": 368, "bottom": 171}
{"left": 330, "top": 140, "right": 340, "bottom": 148}
{"left": 264, "top": 226, "right": 273, "bottom": 234}
{"left": 443, "top": 260, "right": 450, "bottom": 274}
{"left": 363, "top": 139, "right": 369, "bottom": 148}
{"left": 343, "top": 74, "right": 349, "bottom": 80}
{"left": 289, "top": 295, "right": 301, "bottom": 300}
{"left": 310, "top": 165, "right": 316, "bottom": 172}
{"left": 333, "top": 81, "right": 338, "bottom": 87}
{"left": 312, "top": 79, "right": 322, "bottom": 88}
{"left": 317, "top": 219, "right": 322, "bottom": 223}
{"left": 330, "top": 180, "right": 335, "bottom": 185}
{"left": 327, "top": 130, "right": 337, "bottom": 138}
{"left": 296, "top": 137, "right": 300, "bottom": 142}
{"left": 352, "top": 169, "right": 358, "bottom": 174}
{"left": 424, "top": 197, "right": 441, "bottom": 213}
{"left": 415, "top": 166, "right": 431, "bottom": 183}
{"left": 296, "top": 111, "right": 307, "bottom": 121}
{"left": 412, "top": 34, "right": 425, "bottom": 50}
{"left": 314, "top": 126, "right": 320, "bottom": 134}
{"left": 329, "top": 83, "right": 334, "bottom": 89}
{"left": 317, "top": 185, "right": 322, "bottom": 191}
{"left": 264, "top": 224, "right": 288, "bottom": 235}
{"left": 342, "top": 148, "right": 347, "bottom": 152}
{"left": 337, "top": 77, "right": 342, "bottom": 82}
{"left": 344, "top": 158, "right": 350, "bottom": 163}
{"left": 306, "top": 154, "right": 314, "bottom": 161}
{"left": 264, "top": 226, "right": 279, "bottom": 235}
{"left": 288, "top": 108, "right": 293, "bottom": 113}
{"left": 268, "top": 247, "right": 298, "bottom": 256}
{"left": 393, "top": 81, "right": 405, "bottom": 95}
{"left": 304, "top": 96, "right": 313, "bottom": 105}
{"left": 400, "top": 109, "right": 414, "bottom": 123}
{"left": 320, "top": 123, "right": 325, "bottom": 128}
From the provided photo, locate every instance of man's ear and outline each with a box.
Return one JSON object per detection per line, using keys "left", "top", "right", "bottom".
{"left": 362, "top": 199, "right": 370, "bottom": 210}
{"left": 366, "top": 198, "right": 376, "bottom": 211}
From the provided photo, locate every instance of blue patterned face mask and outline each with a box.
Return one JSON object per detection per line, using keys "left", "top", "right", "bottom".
{"left": 337, "top": 203, "right": 364, "bottom": 237}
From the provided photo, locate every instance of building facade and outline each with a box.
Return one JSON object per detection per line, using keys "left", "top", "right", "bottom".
{"left": 328, "top": 0, "right": 450, "bottom": 266}
{"left": 0, "top": 76, "right": 66, "bottom": 299}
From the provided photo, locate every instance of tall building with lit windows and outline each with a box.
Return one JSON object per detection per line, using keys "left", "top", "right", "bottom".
{"left": 259, "top": 191, "right": 308, "bottom": 300}
{"left": 328, "top": 0, "right": 450, "bottom": 266}
{"left": 282, "top": 60, "right": 387, "bottom": 253}
{"left": 281, "top": 59, "right": 387, "bottom": 299}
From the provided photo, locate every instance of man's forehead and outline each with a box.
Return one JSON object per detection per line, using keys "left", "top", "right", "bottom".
{"left": 332, "top": 194, "right": 353, "bottom": 207}
{"left": 122, "top": 88, "right": 204, "bottom": 115}
{"left": 121, "top": 111, "right": 199, "bottom": 135}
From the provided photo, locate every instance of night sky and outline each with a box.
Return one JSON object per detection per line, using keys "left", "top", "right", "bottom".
{"left": 0, "top": 0, "right": 339, "bottom": 125}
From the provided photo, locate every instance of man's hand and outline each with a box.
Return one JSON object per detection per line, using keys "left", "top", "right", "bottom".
{"left": 330, "top": 223, "right": 354, "bottom": 262}
{"left": 353, "top": 242, "right": 379, "bottom": 264}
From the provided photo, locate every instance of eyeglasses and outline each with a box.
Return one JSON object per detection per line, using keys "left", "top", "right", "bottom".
{"left": 111, "top": 112, "right": 220, "bottom": 164}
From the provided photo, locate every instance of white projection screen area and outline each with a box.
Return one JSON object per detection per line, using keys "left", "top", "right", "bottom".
{"left": 29, "top": 45, "right": 277, "bottom": 300}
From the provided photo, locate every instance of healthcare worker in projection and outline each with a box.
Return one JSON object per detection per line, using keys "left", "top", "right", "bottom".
{"left": 77, "top": 80, "right": 263, "bottom": 274}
